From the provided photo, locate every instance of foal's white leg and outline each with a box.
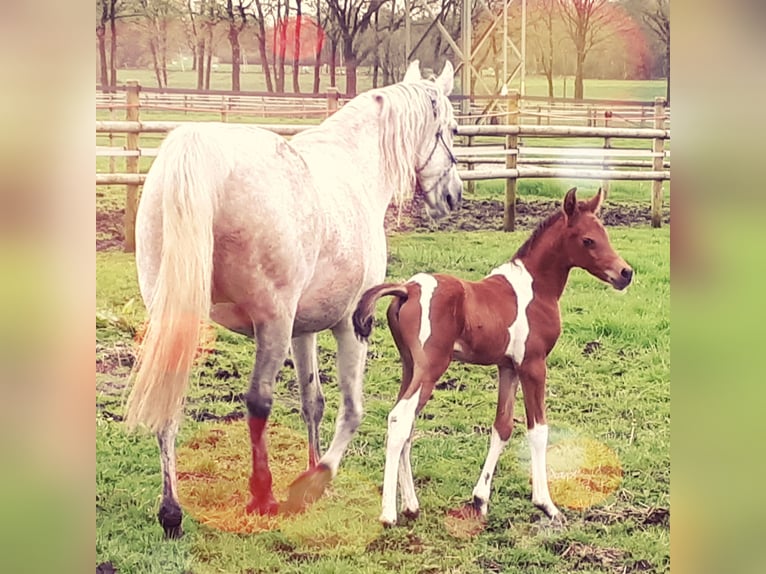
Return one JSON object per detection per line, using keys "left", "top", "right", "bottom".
{"left": 292, "top": 333, "right": 325, "bottom": 468}
{"left": 157, "top": 418, "right": 182, "bottom": 538}
{"left": 528, "top": 424, "right": 563, "bottom": 521}
{"left": 380, "top": 388, "right": 421, "bottom": 525}
{"left": 398, "top": 424, "right": 420, "bottom": 517}
{"left": 471, "top": 367, "right": 519, "bottom": 516}
{"left": 319, "top": 319, "right": 366, "bottom": 474}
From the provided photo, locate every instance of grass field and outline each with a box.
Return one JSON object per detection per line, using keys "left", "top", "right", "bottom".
{"left": 96, "top": 222, "right": 669, "bottom": 573}
{"left": 104, "top": 66, "right": 667, "bottom": 102}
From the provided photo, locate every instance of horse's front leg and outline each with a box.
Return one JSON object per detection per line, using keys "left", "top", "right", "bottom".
{"left": 470, "top": 365, "right": 519, "bottom": 517}
{"left": 283, "top": 318, "right": 364, "bottom": 513}
{"left": 517, "top": 358, "right": 565, "bottom": 525}
{"left": 245, "top": 318, "right": 292, "bottom": 516}
{"left": 157, "top": 418, "right": 182, "bottom": 538}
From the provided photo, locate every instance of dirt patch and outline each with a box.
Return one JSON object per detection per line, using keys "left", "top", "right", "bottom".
{"left": 97, "top": 209, "right": 125, "bottom": 251}
{"left": 403, "top": 197, "right": 670, "bottom": 233}
{"left": 96, "top": 342, "right": 135, "bottom": 374}
{"left": 583, "top": 505, "right": 669, "bottom": 528}
{"left": 97, "top": 198, "right": 669, "bottom": 252}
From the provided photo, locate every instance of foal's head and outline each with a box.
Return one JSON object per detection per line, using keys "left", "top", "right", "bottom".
{"left": 402, "top": 60, "right": 463, "bottom": 219}
{"left": 560, "top": 188, "right": 633, "bottom": 290}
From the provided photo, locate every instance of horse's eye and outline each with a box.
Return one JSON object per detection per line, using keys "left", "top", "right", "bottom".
{"left": 583, "top": 238, "right": 595, "bottom": 247}
{"left": 451, "top": 126, "right": 458, "bottom": 136}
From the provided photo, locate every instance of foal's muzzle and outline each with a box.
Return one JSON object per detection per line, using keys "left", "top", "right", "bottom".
{"left": 610, "top": 266, "right": 633, "bottom": 290}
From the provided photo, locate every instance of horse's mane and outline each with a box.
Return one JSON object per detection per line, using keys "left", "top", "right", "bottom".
{"left": 332, "top": 81, "right": 452, "bottom": 207}
{"left": 512, "top": 210, "right": 565, "bottom": 260}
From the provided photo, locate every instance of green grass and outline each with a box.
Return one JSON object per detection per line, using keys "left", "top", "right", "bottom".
{"left": 104, "top": 66, "right": 666, "bottom": 102}
{"left": 96, "top": 225, "right": 669, "bottom": 573}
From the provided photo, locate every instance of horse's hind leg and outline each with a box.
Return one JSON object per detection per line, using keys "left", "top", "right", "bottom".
{"left": 157, "top": 419, "right": 182, "bottom": 538}
{"left": 245, "top": 318, "right": 292, "bottom": 516}
{"left": 292, "top": 332, "right": 325, "bottom": 468}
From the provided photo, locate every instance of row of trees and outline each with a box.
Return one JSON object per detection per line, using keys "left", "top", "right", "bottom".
{"left": 96, "top": 0, "right": 669, "bottom": 99}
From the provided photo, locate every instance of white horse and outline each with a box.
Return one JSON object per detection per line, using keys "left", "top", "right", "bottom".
{"left": 124, "top": 60, "right": 462, "bottom": 537}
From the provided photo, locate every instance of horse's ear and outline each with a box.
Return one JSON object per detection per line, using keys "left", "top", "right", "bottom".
{"left": 403, "top": 60, "right": 421, "bottom": 83}
{"left": 563, "top": 187, "right": 578, "bottom": 219}
{"left": 584, "top": 187, "right": 604, "bottom": 214}
{"left": 435, "top": 61, "right": 454, "bottom": 95}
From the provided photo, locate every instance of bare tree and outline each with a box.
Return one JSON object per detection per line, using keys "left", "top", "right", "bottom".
{"left": 326, "top": 0, "right": 388, "bottom": 96}
{"left": 97, "top": 0, "right": 110, "bottom": 89}
{"left": 312, "top": 0, "right": 326, "bottom": 93}
{"left": 252, "top": 0, "right": 274, "bottom": 92}
{"left": 529, "top": 0, "right": 563, "bottom": 98}
{"left": 225, "top": 0, "right": 250, "bottom": 91}
{"left": 556, "top": 0, "right": 628, "bottom": 99}
{"left": 642, "top": 0, "right": 669, "bottom": 102}
{"left": 292, "top": 0, "right": 303, "bottom": 92}
{"left": 136, "top": 0, "right": 180, "bottom": 88}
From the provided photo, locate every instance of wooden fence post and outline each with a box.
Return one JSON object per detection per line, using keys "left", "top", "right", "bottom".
{"left": 651, "top": 96, "right": 666, "bottom": 228}
{"left": 503, "top": 90, "right": 519, "bottom": 232}
{"left": 466, "top": 134, "right": 475, "bottom": 195}
{"left": 124, "top": 80, "right": 141, "bottom": 252}
{"left": 602, "top": 110, "right": 612, "bottom": 198}
{"left": 326, "top": 87, "right": 339, "bottom": 117}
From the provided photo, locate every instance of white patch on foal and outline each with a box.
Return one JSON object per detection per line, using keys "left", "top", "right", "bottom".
{"left": 489, "top": 260, "right": 534, "bottom": 364}
{"left": 410, "top": 273, "right": 438, "bottom": 347}
{"left": 380, "top": 388, "right": 422, "bottom": 525}
{"left": 527, "top": 424, "right": 560, "bottom": 518}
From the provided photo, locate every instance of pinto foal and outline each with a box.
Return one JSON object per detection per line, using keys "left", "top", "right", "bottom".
{"left": 353, "top": 188, "right": 633, "bottom": 526}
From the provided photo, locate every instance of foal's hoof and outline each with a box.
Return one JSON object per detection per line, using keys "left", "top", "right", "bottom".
{"left": 281, "top": 463, "right": 332, "bottom": 515}
{"left": 158, "top": 501, "right": 183, "bottom": 539}
{"left": 246, "top": 495, "right": 279, "bottom": 516}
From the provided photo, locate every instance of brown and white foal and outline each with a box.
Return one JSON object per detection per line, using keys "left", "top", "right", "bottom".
{"left": 353, "top": 188, "right": 633, "bottom": 526}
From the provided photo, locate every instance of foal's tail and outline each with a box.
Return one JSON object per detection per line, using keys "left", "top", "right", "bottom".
{"left": 352, "top": 283, "right": 409, "bottom": 341}
{"left": 125, "top": 126, "right": 225, "bottom": 432}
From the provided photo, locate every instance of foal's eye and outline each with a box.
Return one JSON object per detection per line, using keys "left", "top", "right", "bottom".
{"left": 583, "top": 238, "right": 595, "bottom": 247}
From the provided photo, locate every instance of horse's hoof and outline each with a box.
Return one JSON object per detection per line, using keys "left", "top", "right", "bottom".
{"left": 402, "top": 508, "right": 420, "bottom": 521}
{"left": 548, "top": 512, "right": 567, "bottom": 529}
{"left": 246, "top": 495, "right": 279, "bottom": 516}
{"left": 281, "top": 463, "right": 332, "bottom": 515}
{"left": 158, "top": 501, "right": 183, "bottom": 539}
{"left": 379, "top": 516, "right": 397, "bottom": 528}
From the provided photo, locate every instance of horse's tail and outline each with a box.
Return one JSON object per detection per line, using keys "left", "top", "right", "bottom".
{"left": 352, "top": 283, "right": 409, "bottom": 341}
{"left": 125, "top": 126, "right": 224, "bottom": 432}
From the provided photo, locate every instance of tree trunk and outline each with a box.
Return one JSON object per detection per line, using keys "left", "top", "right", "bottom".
{"left": 253, "top": 0, "right": 273, "bottom": 92}
{"left": 205, "top": 25, "right": 213, "bottom": 90}
{"left": 343, "top": 37, "right": 356, "bottom": 96}
{"left": 149, "top": 40, "right": 163, "bottom": 88}
{"left": 109, "top": 0, "right": 118, "bottom": 89}
{"left": 97, "top": 25, "right": 108, "bottom": 89}
{"left": 230, "top": 26, "right": 241, "bottom": 91}
{"left": 329, "top": 38, "right": 338, "bottom": 87}
{"left": 276, "top": 1, "right": 289, "bottom": 92}
{"left": 292, "top": 0, "right": 302, "bottom": 93}
{"left": 312, "top": 0, "right": 323, "bottom": 93}
{"left": 574, "top": 51, "right": 584, "bottom": 99}
{"left": 197, "top": 35, "right": 206, "bottom": 89}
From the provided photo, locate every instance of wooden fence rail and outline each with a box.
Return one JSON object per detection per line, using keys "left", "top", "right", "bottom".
{"left": 96, "top": 85, "right": 669, "bottom": 249}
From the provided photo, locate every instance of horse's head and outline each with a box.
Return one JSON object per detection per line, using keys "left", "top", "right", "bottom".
{"left": 403, "top": 60, "right": 463, "bottom": 219}
{"left": 560, "top": 187, "right": 633, "bottom": 290}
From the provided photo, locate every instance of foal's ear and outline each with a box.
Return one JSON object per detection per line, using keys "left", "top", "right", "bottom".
{"left": 584, "top": 187, "right": 604, "bottom": 214}
{"left": 435, "top": 61, "right": 455, "bottom": 95}
{"left": 403, "top": 60, "right": 422, "bottom": 83}
{"left": 563, "top": 187, "right": 578, "bottom": 219}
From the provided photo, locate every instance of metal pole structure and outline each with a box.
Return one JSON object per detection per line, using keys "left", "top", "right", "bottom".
{"left": 503, "top": 0, "right": 508, "bottom": 92}
{"left": 461, "top": 0, "right": 472, "bottom": 117}
{"left": 521, "top": 0, "right": 527, "bottom": 96}
{"left": 405, "top": 0, "right": 411, "bottom": 63}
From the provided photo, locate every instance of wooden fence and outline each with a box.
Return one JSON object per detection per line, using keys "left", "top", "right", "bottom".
{"left": 96, "top": 84, "right": 670, "bottom": 250}
{"left": 96, "top": 85, "right": 670, "bottom": 128}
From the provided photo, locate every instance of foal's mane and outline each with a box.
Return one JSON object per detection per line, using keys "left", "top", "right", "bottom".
{"left": 512, "top": 210, "right": 565, "bottom": 260}
{"left": 333, "top": 81, "right": 451, "bottom": 207}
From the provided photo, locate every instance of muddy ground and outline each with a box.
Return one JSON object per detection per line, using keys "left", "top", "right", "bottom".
{"left": 97, "top": 197, "right": 669, "bottom": 251}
